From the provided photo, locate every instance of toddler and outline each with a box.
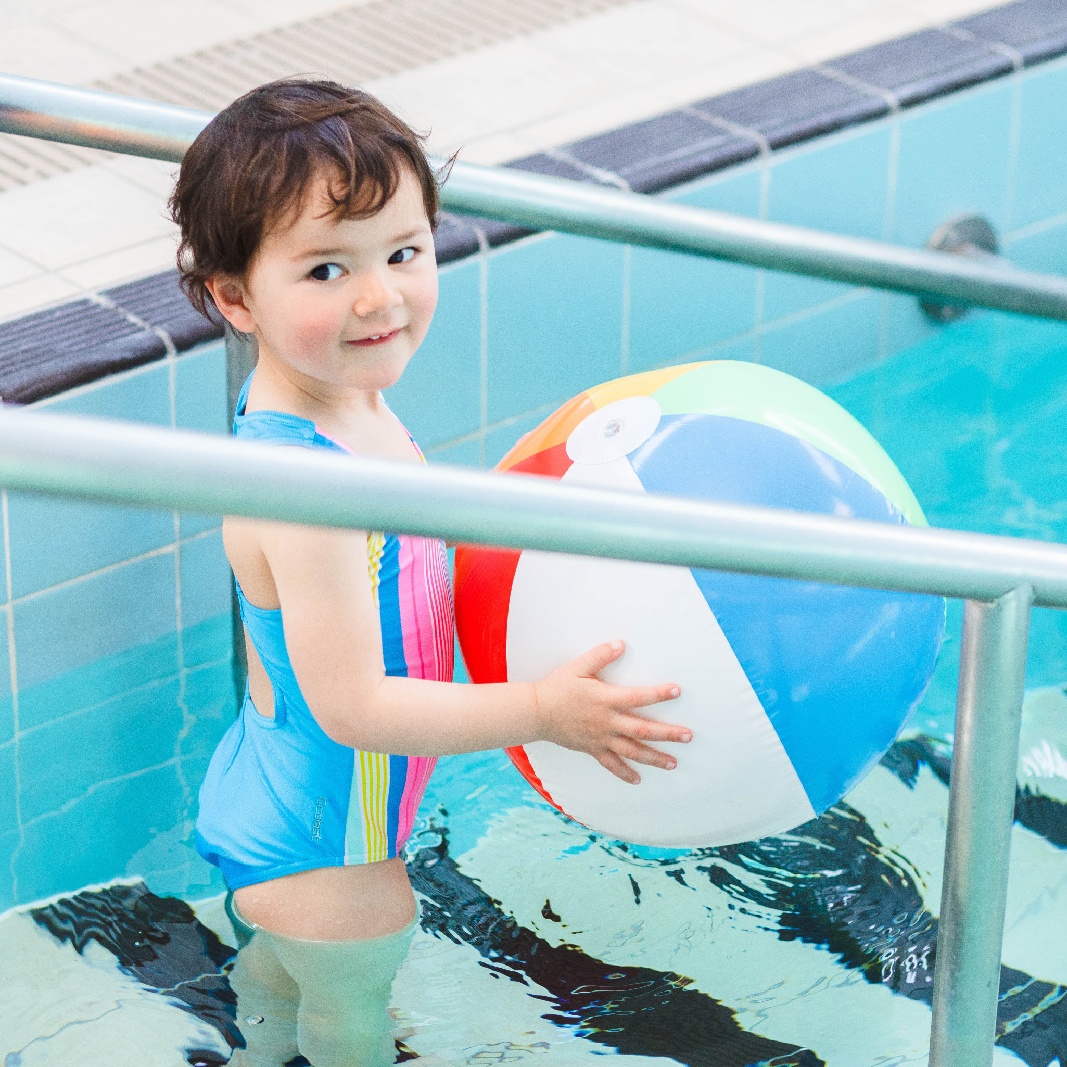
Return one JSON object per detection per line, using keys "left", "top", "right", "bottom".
{"left": 170, "top": 78, "right": 690, "bottom": 1066}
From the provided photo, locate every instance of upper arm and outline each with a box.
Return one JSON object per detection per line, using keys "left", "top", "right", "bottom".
{"left": 258, "top": 519, "right": 386, "bottom": 743}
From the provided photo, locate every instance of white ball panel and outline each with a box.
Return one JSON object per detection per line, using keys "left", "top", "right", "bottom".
{"left": 565, "top": 396, "right": 662, "bottom": 465}
{"left": 506, "top": 457, "right": 816, "bottom": 847}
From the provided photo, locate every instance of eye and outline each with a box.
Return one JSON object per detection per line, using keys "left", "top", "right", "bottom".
{"left": 388, "top": 246, "right": 417, "bottom": 265}
{"left": 309, "top": 262, "right": 344, "bottom": 282}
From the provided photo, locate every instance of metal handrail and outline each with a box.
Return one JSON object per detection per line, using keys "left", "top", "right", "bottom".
{"left": 4, "top": 72, "right": 1067, "bottom": 320}
{"left": 0, "top": 70, "right": 1055, "bottom": 1067}
{"left": 0, "top": 406, "right": 1063, "bottom": 604}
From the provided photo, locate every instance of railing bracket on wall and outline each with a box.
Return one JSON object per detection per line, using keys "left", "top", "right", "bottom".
{"left": 921, "top": 215, "right": 1000, "bottom": 323}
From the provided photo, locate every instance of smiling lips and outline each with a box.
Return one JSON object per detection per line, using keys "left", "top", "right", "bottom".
{"left": 348, "top": 328, "right": 401, "bottom": 346}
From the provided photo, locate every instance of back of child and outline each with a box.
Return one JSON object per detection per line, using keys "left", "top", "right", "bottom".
{"left": 171, "top": 78, "right": 690, "bottom": 1066}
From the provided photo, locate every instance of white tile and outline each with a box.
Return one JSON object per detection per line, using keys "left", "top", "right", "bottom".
{"left": 0, "top": 22, "right": 127, "bottom": 83}
{"left": 457, "top": 132, "right": 547, "bottom": 167}
{"left": 100, "top": 155, "right": 181, "bottom": 200}
{"left": 58, "top": 234, "right": 178, "bottom": 291}
{"left": 0, "top": 273, "right": 81, "bottom": 325}
{"left": 0, "top": 165, "right": 176, "bottom": 272}
{"left": 666, "top": 0, "right": 879, "bottom": 46}
{"left": 368, "top": 38, "right": 613, "bottom": 158}
{"left": 533, "top": 1, "right": 759, "bottom": 91}
{"left": 219, "top": 0, "right": 380, "bottom": 24}
{"left": 899, "top": 0, "right": 1008, "bottom": 22}
{"left": 493, "top": 48, "right": 800, "bottom": 158}
{"left": 54, "top": 0, "right": 255, "bottom": 69}
{"left": 0, "top": 245, "right": 44, "bottom": 288}
{"left": 783, "top": 9, "right": 932, "bottom": 65}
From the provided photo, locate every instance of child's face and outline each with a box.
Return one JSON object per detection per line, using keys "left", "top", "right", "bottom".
{"left": 229, "top": 166, "right": 438, "bottom": 396}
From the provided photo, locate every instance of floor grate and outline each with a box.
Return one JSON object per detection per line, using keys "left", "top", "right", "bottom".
{"left": 0, "top": 0, "right": 636, "bottom": 192}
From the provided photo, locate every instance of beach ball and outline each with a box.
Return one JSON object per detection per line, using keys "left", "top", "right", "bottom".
{"left": 454, "top": 361, "right": 945, "bottom": 848}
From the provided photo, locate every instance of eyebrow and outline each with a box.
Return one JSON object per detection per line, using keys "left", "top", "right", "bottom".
{"left": 293, "top": 227, "right": 432, "bottom": 262}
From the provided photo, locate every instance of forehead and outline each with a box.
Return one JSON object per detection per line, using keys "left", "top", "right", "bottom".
{"left": 265, "top": 166, "right": 429, "bottom": 252}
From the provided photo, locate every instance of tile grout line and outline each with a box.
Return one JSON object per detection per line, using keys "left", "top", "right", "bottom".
{"left": 20, "top": 755, "right": 184, "bottom": 831}
{"left": 3, "top": 490, "right": 24, "bottom": 902}
{"left": 7, "top": 524, "right": 224, "bottom": 609}
{"left": 878, "top": 112, "right": 903, "bottom": 364}
{"left": 620, "top": 243, "right": 631, "bottom": 377}
{"left": 1002, "top": 67, "right": 1025, "bottom": 237}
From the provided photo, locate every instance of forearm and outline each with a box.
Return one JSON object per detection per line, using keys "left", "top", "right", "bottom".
{"left": 321, "top": 676, "right": 544, "bottom": 755}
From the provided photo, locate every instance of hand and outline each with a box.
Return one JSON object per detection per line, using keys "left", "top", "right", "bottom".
{"left": 532, "top": 640, "right": 689, "bottom": 785}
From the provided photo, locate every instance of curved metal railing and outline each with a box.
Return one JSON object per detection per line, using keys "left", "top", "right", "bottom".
{"left": 3, "top": 71, "right": 1067, "bottom": 320}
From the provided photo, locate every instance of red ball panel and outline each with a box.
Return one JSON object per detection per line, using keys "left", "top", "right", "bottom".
{"left": 454, "top": 543, "right": 520, "bottom": 684}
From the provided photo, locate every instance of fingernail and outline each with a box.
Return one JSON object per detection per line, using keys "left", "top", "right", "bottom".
{"left": 667, "top": 758, "right": 677, "bottom": 770}
{"left": 611, "top": 640, "right": 623, "bottom": 652}
{"left": 669, "top": 685, "right": 681, "bottom": 698}
{"left": 682, "top": 731, "right": 692, "bottom": 743}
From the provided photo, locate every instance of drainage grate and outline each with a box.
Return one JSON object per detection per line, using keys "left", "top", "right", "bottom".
{"left": 0, "top": 0, "right": 635, "bottom": 192}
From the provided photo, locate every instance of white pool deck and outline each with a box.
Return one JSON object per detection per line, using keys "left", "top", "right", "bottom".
{"left": 0, "top": 0, "right": 1005, "bottom": 325}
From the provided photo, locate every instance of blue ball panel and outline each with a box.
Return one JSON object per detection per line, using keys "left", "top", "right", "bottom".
{"left": 629, "top": 414, "right": 945, "bottom": 814}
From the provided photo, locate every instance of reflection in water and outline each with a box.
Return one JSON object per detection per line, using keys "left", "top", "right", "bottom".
{"left": 18, "top": 733, "right": 1067, "bottom": 1066}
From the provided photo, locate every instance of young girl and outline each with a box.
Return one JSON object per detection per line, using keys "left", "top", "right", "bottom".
{"left": 171, "top": 79, "right": 690, "bottom": 1065}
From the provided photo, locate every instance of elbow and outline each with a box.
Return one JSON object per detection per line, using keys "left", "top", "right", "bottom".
{"left": 309, "top": 681, "right": 386, "bottom": 751}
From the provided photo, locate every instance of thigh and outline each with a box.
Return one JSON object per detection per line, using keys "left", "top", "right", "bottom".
{"left": 267, "top": 920, "right": 417, "bottom": 1067}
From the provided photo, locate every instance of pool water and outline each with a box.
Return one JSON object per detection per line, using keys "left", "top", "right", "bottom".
{"left": 3, "top": 310, "right": 1067, "bottom": 1067}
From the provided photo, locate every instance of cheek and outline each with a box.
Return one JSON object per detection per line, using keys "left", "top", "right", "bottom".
{"left": 410, "top": 273, "right": 439, "bottom": 340}
{"left": 279, "top": 304, "right": 343, "bottom": 352}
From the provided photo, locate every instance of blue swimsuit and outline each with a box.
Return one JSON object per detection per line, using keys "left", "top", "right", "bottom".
{"left": 195, "top": 378, "right": 454, "bottom": 890}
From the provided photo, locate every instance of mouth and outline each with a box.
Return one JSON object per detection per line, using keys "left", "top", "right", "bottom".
{"left": 348, "top": 328, "right": 402, "bottom": 347}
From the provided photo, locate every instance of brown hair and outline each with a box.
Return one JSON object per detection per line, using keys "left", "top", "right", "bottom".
{"left": 169, "top": 78, "right": 442, "bottom": 319}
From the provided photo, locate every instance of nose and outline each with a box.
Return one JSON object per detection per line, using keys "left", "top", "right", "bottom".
{"left": 352, "top": 268, "right": 402, "bottom": 318}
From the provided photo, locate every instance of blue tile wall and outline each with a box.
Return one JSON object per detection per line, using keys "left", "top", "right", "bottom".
{"left": 14, "top": 552, "right": 179, "bottom": 730}
{"left": 178, "top": 532, "right": 230, "bottom": 634}
{"left": 0, "top": 831, "right": 15, "bottom": 911}
{"left": 175, "top": 341, "right": 228, "bottom": 539}
{"left": 484, "top": 403, "right": 561, "bottom": 468}
{"left": 37, "top": 359, "right": 171, "bottom": 422}
{"left": 1006, "top": 218, "right": 1067, "bottom": 275}
{"left": 0, "top": 739, "right": 16, "bottom": 841}
{"left": 180, "top": 660, "right": 236, "bottom": 764}
{"left": 6, "top": 494, "right": 175, "bottom": 600}
{"left": 17, "top": 677, "right": 183, "bottom": 823}
{"left": 760, "top": 292, "right": 883, "bottom": 387}
{"left": 427, "top": 436, "right": 483, "bottom": 468}
{"left": 179, "top": 534, "right": 234, "bottom": 670}
{"left": 486, "top": 234, "right": 625, "bottom": 424}
{"left": 14, "top": 761, "right": 186, "bottom": 903}
{"left": 1012, "top": 57, "right": 1067, "bottom": 229}
{"left": 892, "top": 81, "right": 1016, "bottom": 250}
{"left": 14, "top": 363, "right": 177, "bottom": 596}
{"left": 763, "top": 127, "right": 893, "bottom": 320}
{"left": 0, "top": 615, "right": 12, "bottom": 748}
{"left": 386, "top": 260, "right": 483, "bottom": 449}
{"left": 628, "top": 169, "right": 761, "bottom": 372}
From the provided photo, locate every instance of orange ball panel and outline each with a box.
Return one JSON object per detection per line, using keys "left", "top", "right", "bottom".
{"left": 498, "top": 392, "right": 595, "bottom": 472}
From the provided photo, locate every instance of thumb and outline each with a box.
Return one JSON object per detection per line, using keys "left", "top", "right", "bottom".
{"left": 572, "top": 639, "right": 625, "bottom": 678}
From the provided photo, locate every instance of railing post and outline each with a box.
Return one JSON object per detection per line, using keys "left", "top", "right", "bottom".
{"left": 929, "top": 584, "right": 1032, "bottom": 1067}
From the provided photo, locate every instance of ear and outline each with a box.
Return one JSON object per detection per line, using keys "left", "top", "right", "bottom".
{"left": 205, "top": 275, "right": 257, "bottom": 334}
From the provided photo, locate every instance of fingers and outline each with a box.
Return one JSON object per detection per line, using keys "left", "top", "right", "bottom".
{"left": 572, "top": 639, "right": 626, "bottom": 677}
{"left": 626, "top": 682, "right": 682, "bottom": 710}
{"left": 596, "top": 750, "right": 642, "bottom": 785}
{"left": 595, "top": 737, "right": 678, "bottom": 784}
{"left": 616, "top": 711, "right": 692, "bottom": 745}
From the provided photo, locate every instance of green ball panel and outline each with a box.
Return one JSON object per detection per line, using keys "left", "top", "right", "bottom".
{"left": 651, "top": 361, "right": 927, "bottom": 526}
